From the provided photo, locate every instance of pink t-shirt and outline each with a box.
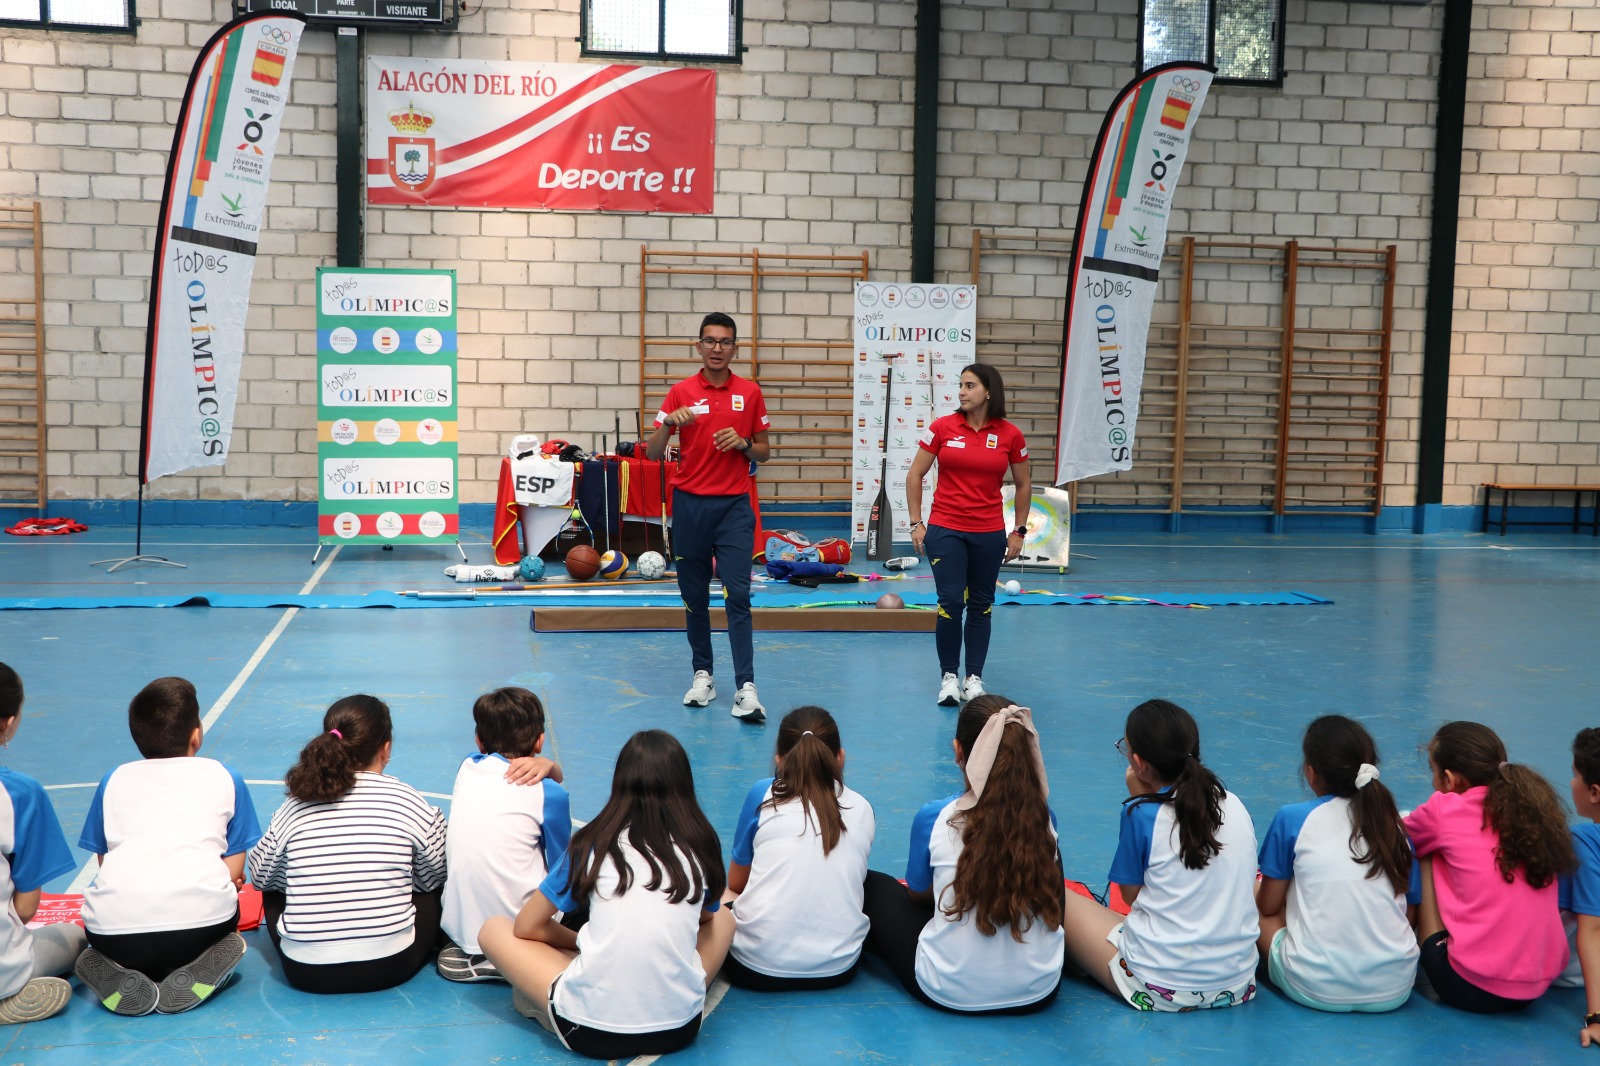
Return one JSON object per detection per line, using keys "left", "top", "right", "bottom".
{"left": 1404, "top": 786, "right": 1568, "bottom": 999}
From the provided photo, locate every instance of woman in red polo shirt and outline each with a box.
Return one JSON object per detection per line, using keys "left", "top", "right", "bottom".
{"left": 905, "top": 364, "right": 1031, "bottom": 707}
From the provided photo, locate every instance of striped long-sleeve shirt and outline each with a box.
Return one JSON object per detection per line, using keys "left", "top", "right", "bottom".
{"left": 249, "top": 771, "right": 447, "bottom": 965}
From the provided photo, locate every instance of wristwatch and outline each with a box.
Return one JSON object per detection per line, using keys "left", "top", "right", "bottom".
{"left": 1010, "top": 526, "right": 1027, "bottom": 537}
{"left": 1587, "top": 1010, "right": 1600, "bottom": 1027}
{"left": 736, "top": 437, "right": 751, "bottom": 452}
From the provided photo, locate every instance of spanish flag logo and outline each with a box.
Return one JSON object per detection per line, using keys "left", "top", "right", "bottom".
{"left": 252, "top": 44, "right": 287, "bottom": 87}
{"left": 1160, "top": 94, "right": 1193, "bottom": 130}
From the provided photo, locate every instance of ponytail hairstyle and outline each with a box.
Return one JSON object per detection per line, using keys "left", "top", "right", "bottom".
{"left": 1429, "top": 721, "right": 1575, "bottom": 888}
{"left": 944, "top": 694, "right": 1063, "bottom": 940}
{"left": 1301, "top": 715, "right": 1410, "bottom": 894}
{"left": 769, "top": 706, "right": 847, "bottom": 856}
{"left": 284, "top": 694, "right": 393, "bottom": 805}
{"left": 0, "top": 662, "right": 20, "bottom": 722}
{"left": 1124, "top": 699, "right": 1227, "bottom": 870}
{"left": 566, "top": 730, "right": 726, "bottom": 906}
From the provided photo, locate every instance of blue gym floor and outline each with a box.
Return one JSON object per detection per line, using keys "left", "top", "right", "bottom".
{"left": 1, "top": 524, "right": 1597, "bottom": 1064}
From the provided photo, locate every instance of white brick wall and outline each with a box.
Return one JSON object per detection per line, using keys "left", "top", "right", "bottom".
{"left": 1, "top": 0, "right": 1595, "bottom": 509}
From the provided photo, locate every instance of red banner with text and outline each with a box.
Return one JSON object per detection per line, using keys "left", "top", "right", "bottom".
{"left": 366, "top": 58, "right": 715, "bottom": 213}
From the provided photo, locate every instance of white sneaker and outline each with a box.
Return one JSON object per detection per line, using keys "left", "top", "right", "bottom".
{"left": 683, "top": 670, "right": 716, "bottom": 707}
{"left": 937, "top": 672, "right": 961, "bottom": 707}
{"left": 732, "top": 682, "right": 766, "bottom": 723}
{"left": 961, "top": 674, "right": 986, "bottom": 702}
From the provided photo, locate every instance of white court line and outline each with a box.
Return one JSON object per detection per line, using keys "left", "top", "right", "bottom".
{"left": 200, "top": 546, "right": 340, "bottom": 733}
{"left": 61, "top": 548, "right": 343, "bottom": 892}
{"left": 1073, "top": 540, "right": 1600, "bottom": 551}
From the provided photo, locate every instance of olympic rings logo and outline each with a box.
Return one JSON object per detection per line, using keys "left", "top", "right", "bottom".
{"left": 261, "top": 25, "right": 292, "bottom": 43}
{"left": 1172, "top": 76, "right": 1202, "bottom": 92}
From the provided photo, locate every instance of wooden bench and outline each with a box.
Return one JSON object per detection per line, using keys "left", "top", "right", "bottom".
{"left": 1482, "top": 483, "right": 1600, "bottom": 536}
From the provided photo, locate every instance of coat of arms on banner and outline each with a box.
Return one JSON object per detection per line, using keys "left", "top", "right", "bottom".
{"left": 387, "top": 103, "right": 437, "bottom": 196}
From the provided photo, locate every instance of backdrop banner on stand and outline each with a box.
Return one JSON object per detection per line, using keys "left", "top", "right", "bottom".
{"left": 849, "top": 283, "right": 977, "bottom": 545}
{"left": 1054, "top": 62, "right": 1214, "bottom": 486}
{"left": 316, "top": 268, "right": 460, "bottom": 549}
{"left": 141, "top": 12, "right": 306, "bottom": 483}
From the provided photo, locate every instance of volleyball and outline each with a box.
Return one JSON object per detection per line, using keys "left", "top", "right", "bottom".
{"left": 519, "top": 555, "right": 546, "bottom": 581}
{"left": 636, "top": 551, "right": 667, "bottom": 579}
{"left": 599, "top": 550, "right": 629, "bottom": 580}
{"left": 564, "top": 544, "right": 601, "bottom": 581}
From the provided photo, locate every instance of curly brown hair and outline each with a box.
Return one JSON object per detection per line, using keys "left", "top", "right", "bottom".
{"left": 1431, "top": 721, "right": 1575, "bottom": 889}
{"left": 942, "top": 694, "right": 1063, "bottom": 941}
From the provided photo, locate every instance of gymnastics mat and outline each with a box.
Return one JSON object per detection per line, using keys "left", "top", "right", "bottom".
{"left": 530, "top": 606, "right": 939, "bottom": 633}
{"left": 0, "top": 589, "right": 1330, "bottom": 611}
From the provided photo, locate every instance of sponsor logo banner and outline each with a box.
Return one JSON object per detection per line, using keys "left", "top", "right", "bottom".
{"left": 849, "top": 284, "right": 977, "bottom": 542}
{"left": 142, "top": 14, "right": 306, "bottom": 483}
{"left": 317, "top": 268, "right": 459, "bottom": 546}
{"left": 365, "top": 57, "right": 716, "bottom": 213}
{"left": 1056, "top": 64, "right": 1213, "bottom": 485}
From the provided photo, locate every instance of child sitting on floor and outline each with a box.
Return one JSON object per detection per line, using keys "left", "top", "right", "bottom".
{"left": 1062, "top": 698, "right": 1259, "bottom": 1012}
{"left": 438, "top": 687, "right": 570, "bottom": 983}
{"left": 0, "top": 662, "right": 84, "bottom": 1024}
{"left": 75, "top": 676, "right": 259, "bottom": 1015}
{"left": 249, "top": 694, "right": 448, "bottom": 994}
{"left": 1255, "top": 715, "right": 1418, "bottom": 1012}
{"left": 1560, "top": 726, "right": 1600, "bottom": 1045}
{"left": 1406, "top": 720, "right": 1572, "bottom": 1013}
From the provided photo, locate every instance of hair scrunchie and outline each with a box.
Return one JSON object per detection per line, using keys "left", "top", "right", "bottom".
{"left": 1498, "top": 760, "right": 1510, "bottom": 773}
{"left": 328, "top": 728, "right": 343, "bottom": 740}
{"left": 955, "top": 704, "right": 1048, "bottom": 811}
{"left": 1354, "top": 763, "right": 1379, "bottom": 790}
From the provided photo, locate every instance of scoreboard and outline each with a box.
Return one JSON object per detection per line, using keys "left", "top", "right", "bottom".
{"left": 235, "top": 0, "right": 456, "bottom": 29}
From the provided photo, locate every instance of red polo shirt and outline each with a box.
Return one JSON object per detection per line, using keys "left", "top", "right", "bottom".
{"left": 654, "top": 370, "right": 770, "bottom": 497}
{"left": 919, "top": 413, "right": 1028, "bottom": 532}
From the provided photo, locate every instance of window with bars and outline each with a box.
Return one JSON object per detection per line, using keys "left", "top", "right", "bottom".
{"left": 1140, "top": 0, "right": 1284, "bottom": 87}
{"left": 582, "top": 0, "right": 741, "bottom": 62}
{"left": 0, "top": 0, "right": 133, "bottom": 30}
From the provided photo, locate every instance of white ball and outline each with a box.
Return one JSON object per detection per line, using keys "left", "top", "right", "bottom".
{"left": 1003, "top": 579, "right": 1022, "bottom": 594}
{"left": 636, "top": 551, "right": 667, "bottom": 579}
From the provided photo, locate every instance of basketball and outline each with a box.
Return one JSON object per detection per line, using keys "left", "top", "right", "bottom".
{"left": 875, "top": 593, "right": 905, "bottom": 609}
{"left": 599, "top": 549, "right": 629, "bottom": 580}
{"left": 637, "top": 550, "right": 667, "bottom": 579}
{"left": 519, "top": 555, "right": 546, "bottom": 581}
{"left": 564, "top": 544, "right": 601, "bottom": 581}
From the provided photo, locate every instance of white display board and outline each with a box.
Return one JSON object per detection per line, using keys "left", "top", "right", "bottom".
{"left": 849, "top": 283, "right": 978, "bottom": 545}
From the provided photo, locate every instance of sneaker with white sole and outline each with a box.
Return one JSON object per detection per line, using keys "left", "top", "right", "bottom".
{"left": 75, "top": 947, "right": 158, "bottom": 1016}
{"left": 156, "top": 932, "right": 246, "bottom": 1014}
{"left": 0, "top": 976, "right": 72, "bottom": 1024}
{"left": 732, "top": 682, "right": 766, "bottom": 723}
{"left": 961, "top": 674, "right": 986, "bottom": 702}
{"left": 437, "top": 944, "right": 504, "bottom": 983}
{"left": 683, "top": 670, "right": 716, "bottom": 707}
{"left": 937, "top": 672, "right": 962, "bottom": 707}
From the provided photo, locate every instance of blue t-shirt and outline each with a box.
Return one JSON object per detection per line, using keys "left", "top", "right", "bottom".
{"left": 1561, "top": 822, "right": 1600, "bottom": 916}
{"left": 0, "top": 767, "right": 78, "bottom": 998}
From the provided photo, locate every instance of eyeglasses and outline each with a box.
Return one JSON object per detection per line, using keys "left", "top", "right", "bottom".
{"left": 1115, "top": 738, "right": 1130, "bottom": 759}
{"left": 697, "top": 337, "right": 736, "bottom": 350}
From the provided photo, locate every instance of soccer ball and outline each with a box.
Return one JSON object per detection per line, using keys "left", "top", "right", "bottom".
{"left": 637, "top": 551, "right": 667, "bottom": 579}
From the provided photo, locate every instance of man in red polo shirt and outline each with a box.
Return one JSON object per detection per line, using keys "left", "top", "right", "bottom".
{"left": 646, "top": 312, "right": 771, "bottom": 723}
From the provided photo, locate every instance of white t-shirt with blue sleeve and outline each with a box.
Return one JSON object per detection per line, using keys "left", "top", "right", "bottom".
{"left": 441, "top": 753, "right": 572, "bottom": 954}
{"left": 906, "top": 794, "right": 1064, "bottom": 1011}
{"left": 1109, "top": 789, "right": 1258, "bottom": 994}
{"left": 727, "top": 776, "right": 875, "bottom": 978}
{"left": 539, "top": 841, "right": 719, "bottom": 1034}
{"left": 1257, "top": 794, "right": 1418, "bottom": 1005}
{"left": 78, "top": 757, "right": 261, "bottom": 935}
{"left": 0, "top": 767, "right": 77, "bottom": 998}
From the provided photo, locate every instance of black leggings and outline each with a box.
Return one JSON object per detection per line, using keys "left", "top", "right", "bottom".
{"left": 719, "top": 952, "right": 860, "bottom": 992}
{"left": 262, "top": 889, "right": 443, "bottom": 994}
{"left": 87, "top": 908, "right": 240, "bottom": 983}
{"left": 1420, "top": 932, "right": 1535, "bottom": 1014}
{"left": 861, "top": 870, "right": 1059, "bottom": 1015}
